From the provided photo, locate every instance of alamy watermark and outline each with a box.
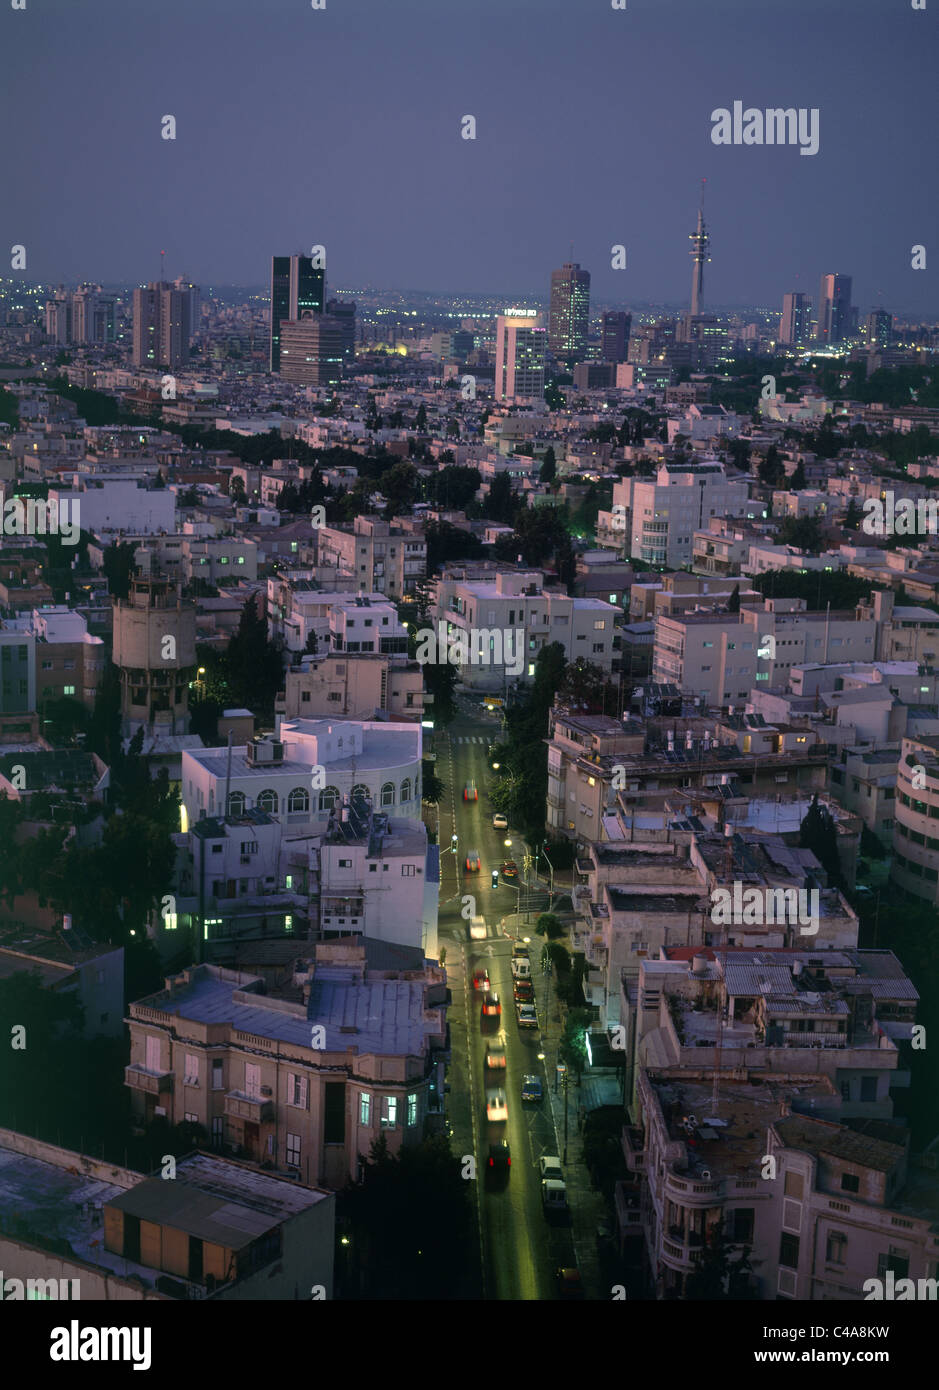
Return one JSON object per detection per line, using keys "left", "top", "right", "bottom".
{"left": 710, "top": 883, "right": 819, "bottom": 936}
{"left": 862, "top": 493, "right": 939, "bottom": 537}
{"left": 1, "top": 496, "right": 80, "bottom": 545}
{"left": 415, "top": 623, "right": 524, "bottom": 677}
{"left": 710, "top": 102, "right": 819, "bottom": 156}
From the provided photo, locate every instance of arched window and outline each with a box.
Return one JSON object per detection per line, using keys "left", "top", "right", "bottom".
{"left": 256, "top": 789, "right": 278, "bottom": 814}
{"left": 288, "top": 787, "right": 310, "bottom": 813}
{"left": 380, "top": 782, "right": 395, "bottom": 807}
{"left": 351, "top": 783, "right": 371, "bottom": 805}
{"left": 319, "top": 785, "right": 340, "bottom": 812}
{"left": 227, "top": 791, "right": 246, "bottom": 816}
{"left": 400, "top": 778, "right": 412, "bottom": 804}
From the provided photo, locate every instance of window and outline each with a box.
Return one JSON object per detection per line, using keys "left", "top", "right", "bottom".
{"left": 211, "top": 1059, "right": 224, "bottom": 1090}
{"left": 228, "top": 790, "right": 246, "bottom": 816}
{"left": 401, "top": 864, "right": 416, "bottom": 876}
{"left": 240, "top": 841, "right": 258, "bottom": 855}
{"left": 352, "top": 783, "right": 371, "bottom": 804}
{"left": 184, "top": 1053, "right": 199, "bottom": 1085}
{"left": 400, "top": 777, "right": 411, "bottom": 803}
{"left": 729, "top": 1208, "right": 754, "bottom": 1243}
{"left": 286, "top": 1133, "right": 301, "bottom": 1166}
{"left": 288, "top": 1073, "right": 308, "bottom": 1109}
{"left": 407, "top": 1093, "right": 418, "bottom": 1126}
{"left": 63, "top": 685, "right": 76, "bottom": 696}
{"left": 784, "top": 1172, "right": 804, "bottom": 1198}
{"left": 288, "top": 787, "right": 309, "bottom": 812}
{"left": 877, "top": 1249, "right": 910, "bottom": 1280}
{"left": 381, "top": 1096, "right": 398, "bottom": 1128}
{"left": 826, "top": 1231, "right": 847, "bottom": 1265}
{"left": 319, "top": 785, "right": 340, "bottom": 811}
{"left": 779, "top": 1232, "right": 800, "bottom": 1269}
{"left": 359, "top": 1092, "right": 371, "bottom": 1126}
{"left": 184, "top": 1112, "right": 198, "bottom": 1125}
{"left": 380, "top": 782, "right": 395, "bottom": 806}
{"left": 244, "top": 1063, "right": 262, "bottom": 1099}
{"left": 841, "top": 1172, "right": 860, "bottom": 1194}
{"left": 145, "top": 1035, "right": 161, "bottom": 1072}
{"left": 860, "top": 1076, "right": 877, "bottom": 1103}
{"left": 256, "top": 789, "right": 278, "bottom": 813}
{"left": 211, "top": 1116, "right": 223, "bottom": 1146}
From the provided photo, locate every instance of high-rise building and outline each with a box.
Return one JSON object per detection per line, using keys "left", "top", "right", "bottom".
{"left": 601, "top": 311, "right": 632, "bottom": 363}
{"left": 132, "top": 282, "right": 192, "bottom": 370}
{"left": 779, "top": 292, "right": 810, "bottom": 346}
{"left": 173, "top": 278, "right": 201, "bottom": 341}
{"left": 865, "top": 309, "right": 892, "bottom": 349}
{"left": 279, "top": 313, "right": 345, "bottom": 386}
{"left": 270, "top": 255, "right": 325, "bottom": 371}
{"left": 548, "top": 263, "right": 590, "bottom": 362}
{"left": 816, "top": 274, "right": 853, "bottom": 346}
{"left": 494, "top": 312, "right": 545, "bottom": 401}
{"left": 326, "top": 298, "right": 356, "bottom": 362}
{"left": 44, "top": 289, "right": 71, "bottom": 344}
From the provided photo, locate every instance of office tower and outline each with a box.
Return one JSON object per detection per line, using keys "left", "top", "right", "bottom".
{"left": 816, "top": 274, "right": 853, "bottom": 346}
{"left": 689, "top": 201, "right": 710, "bottom": 317}
{"left": 44, "top": 289, "right": 72, "bottom": 344}
{"left": 279, "top": 313, "right": 344, "bottom": 386}
{"left": 132, "top": 282, "right": 192, "bottom": 369}
{"left": 326, "top": 298, "right": 356, "bottom": 362}
{"left": 548, "top": 263, "right": 590, "bottom": 362}
{"left": 71, "top": 285, "right": 116, "bottom": 345}
{"left": 865, "top": 310, "right": 892, "bottom": 349}
{"left": 779, "top": 292, "right": 810, "bottom": 346}
{"left": 494, "top": 312, "right": 546, "bottom": 401}
{"left": 270, "top": 254, "right": 326, "bottom": 371}
{"left": 601, "top": 311, "right": 632, "bottom": 363}
{"left": 173, "top": 277, "right": 201, "bottom": 340}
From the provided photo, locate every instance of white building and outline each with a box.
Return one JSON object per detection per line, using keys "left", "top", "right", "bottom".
{"left": 612, "top": 461, "right": 750, "bottom": 569}
{"left": 50, "top": 476, "right": 176, "bottom": 536}
{"left": 494, "top": 313, "right": 546, "bottom": 402}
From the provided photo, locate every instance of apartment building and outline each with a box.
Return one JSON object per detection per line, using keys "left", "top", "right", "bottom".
{"left": 0, "top": 921, "right": 124, "bottom": 1038}
{"left": 858, "top": 589, "right": 939, "bottom": 666}
{"left": 0, "top": 627, "right": 35, "bottom": 714}
{"left": 624, "top": 947, "right": 917, "bottom": 1122}
{"left": 0, "top": 1133, "right": 334, "bottom": 1301}
{"left": 653, "top": 599, "right": 878, "bottom": 708}
{"left": 277, "top": 651, "right": 423, "bottom": 724}
{"left": 314, "top": 516, "right": 426, "bottom": 598}
{"left": 124, "top": 939, "right": 448, "bottom": 1189}
{"left": 892, "top": 734, "right": 939, "bottom": 904}
{"left": 49, "top": 476, "right": 176, "bottom": 536}
{"left": 692, "top": 517, "right": 768, "bottom": 576}
{"left": 29, "top": 606, "right": 105, "bottom": 711}
{"left": 134, "top": 533, "right": 260, "bottom": 584}
{"left": 181, "top": 723, "right": 423, "bottom": 832}
{"left": 546, "top": 711, "right": 646, "bottom": 841}
{"left": 432, "top": 567, "right": 617, "bottom": 692}
{"left": 607, "top": 461, "right": 750, "bottom": 569}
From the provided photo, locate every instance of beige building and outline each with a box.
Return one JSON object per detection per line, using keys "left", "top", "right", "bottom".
{"left": 277, "top": 651, "right": 424, "bottom": 723}
{"left": 125, "top": 938, "right": 448, "bottom": 1190}
{"left": 892, "top": 734, "right": 939, "bottom": 903}
{"left": 315, "top": 516, "right": 426, "bottom": 598}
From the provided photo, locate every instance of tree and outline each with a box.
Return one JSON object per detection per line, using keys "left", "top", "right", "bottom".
{"left": 413, "top": 403, "right": 427, "bottom": 432}
{"left": 480, "top": 472, "right": 520, "bottom": 525}
{"left": 102, "top": 541, "right": 137, "bottom": 601}
{"left": 381, "top": 461, "right": 419, "bottom": 518}
{"left": 789, "top": 458, "right": 807, "bottom": 491}
{"left": 539, "top": 447, "right": 557, "bottom": 484}
{"left": 430, "top": 465, "right": 481, "bottom": 511}
{"left": 535, "top": 912, "right": 565, "bottom": 941}
{"left": 685, "top": 1220, "right": 755, "bottom": 1299}
{"left": 728, "top": 583, "right": 741, "bottom": 614}
{"left": 421, "top": 762, "right": 445, "bottom": 804}
{"left": 226, "top": 594, "right": 284, "bottom": 720}
{"left": 758, "top": 445, "right": 785, "bottom": 487}
{"left": 229, "top": 474, "right": 246, "bottom": 503}
{"left": 423, "top": 520, "right": 483, "bottom": 575}
{"left": 844, "top": 496, "right": 862, "bottom": 530}
{"left": 799, "top": 793, "right": 841, "bottom": 886}
{"left": 776, "top": 514, "right": 824, "bottom": 555}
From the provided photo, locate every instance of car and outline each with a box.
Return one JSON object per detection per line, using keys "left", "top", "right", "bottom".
{"left": 555, "top": 1266, "right": 584, "bottom": 1300}
{"left": 481, "top": 991, "right": 502, "bottom": 1018}
{"left": 463, "top": 781, "right": 478, "bottom": 802}
{"left": 541, "top": 1178, "right": 568, "bottom": 1213}
{"left": 516, "top": 1003, "right": 538, "bottom": 1029}
{"left": 521, "top": 1074, "right": 543, "bottom": 1102}
{"left": 539, "top": 1155, "right": 563, "bottom": 1182}
{"left": 485, "top": 1042, "right": 507, "bottom": 1070}
{"left": 465, "top": 849, "right": 481, "bottom": 872}
{"left": 511, "top": 956, "right": 531, "bottom": 979}
{"left": 500, "top": 860, "right": 518, "bottom": 879}
{"left": 512, "top": 942, "right": 530, "bottom": 960}
{"left": 485, "top": 1088, "right": 508, "bottom": 1123}
{"left": 514, "top": 979, "right": 534, "bottom": 1003}
{"left": 487, "top": 1140, "right": 511, "bottom": 1172}
{"left": 492, "top": 813, "right": 508, "bottom": 830}
{"left": 472, "top": 968, "right": 491, "bottom": 992}
{"left": 469, "top": 915, "right": 487, "bottom": 940}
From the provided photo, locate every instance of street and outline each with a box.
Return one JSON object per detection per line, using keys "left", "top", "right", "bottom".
{"left": 433, "top": 695, "right": 579, "bottom": 1300}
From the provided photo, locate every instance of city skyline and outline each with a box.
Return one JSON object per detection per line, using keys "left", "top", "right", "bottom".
{"left": 3, "top": 0, "right": 935, "bottom": 313}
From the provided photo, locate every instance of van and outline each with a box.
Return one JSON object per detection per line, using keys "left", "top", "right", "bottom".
{"left": 541, "top": 1179, "right": 568, "bottom": 1214}
{"left": 511, "top": 956, "right": 531, "bottom": 980}
{"left": 470, "top": 915, "right": 487, "bottom": 940}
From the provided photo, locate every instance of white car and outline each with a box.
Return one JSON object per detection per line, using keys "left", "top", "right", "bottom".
{"left": 492, "top": 813, "right": 508, "bottom": 830}
{"left": 485, "top": 1088, "right": 508, "bottom": 1123}
{"left": 469, "top": 915, "right": 487, "bottom": 940}
{"left": 511, "top": 956, "right": 531, "bottom": 980}
{"left": 539, "top": 1155, "right": 563, "bottom": 1182}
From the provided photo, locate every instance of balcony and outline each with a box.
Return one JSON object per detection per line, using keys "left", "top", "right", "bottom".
{"left": 621, "top": 1124, "right": 646, "bottom": 1172}
{"left": 224, "top": 1090, "right": 275, "bottom": 1123}
{"left": 125, "top": 1064, "right": 174, "bottom": 1095}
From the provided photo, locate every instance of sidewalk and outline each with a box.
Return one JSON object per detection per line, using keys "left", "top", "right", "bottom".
{"left": 500, "top": 914, "right": 610, "bottom": 1299}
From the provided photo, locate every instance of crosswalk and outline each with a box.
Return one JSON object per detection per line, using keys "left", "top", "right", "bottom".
{"left": 451, "top": 735, "right": 488, "bottom": 744}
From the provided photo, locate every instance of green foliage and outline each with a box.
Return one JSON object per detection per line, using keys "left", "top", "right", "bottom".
{"left": 0, "top": 386, "right": 19, "bottom": 429}
{"left": 799, "top": 792, "right": 841, "bottom": 886}
{"left": 728, "top": 583, "right": 740, "bottom": 614}
{"left": 535, "top": 912, "right": 565, "bottom": 941}
{"left": 421, "top": 761, "right": 445, "bottom": 804}
{"left": 480, "top": 471, "right": 520, "bottom": 525}
{"left": 775, "top": 514, "right": 824, "bottom": 554}
{"left": 539, "top": 446, "right": 557, "bottom": 484}
{"left": 429, "top": 465, "right": 481, "bottom": 511}
{"left": 225, "top": 594, "right": 284, "bottom": 721}
{"left": 758, "top": 444, "right": 785, "bottom": 487}
{"left": 750, "top": 567, "right": 875, "bottom": 611}
{"left": 423, "top": 519, "right": 484, "bottom": 575}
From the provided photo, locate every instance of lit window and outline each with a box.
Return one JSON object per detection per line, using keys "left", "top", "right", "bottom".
{"left": 359, "top": 1092, "right": 371, "bottom": 1125}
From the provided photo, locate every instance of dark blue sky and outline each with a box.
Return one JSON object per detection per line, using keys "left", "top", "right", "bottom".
{"left": 4, "top": 0, "right": 936, "bottom": 314}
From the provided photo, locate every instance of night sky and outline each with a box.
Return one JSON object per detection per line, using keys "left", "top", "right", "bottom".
{"left": 4, "top": 0, "right": 936, "bottom": 312}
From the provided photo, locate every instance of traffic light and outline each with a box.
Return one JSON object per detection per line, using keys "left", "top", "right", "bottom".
{"left": 451, "top": 833, "right": 458, "bottom": 849}
{"left": 491, "top": 869, "right": 499, "bottom": 888}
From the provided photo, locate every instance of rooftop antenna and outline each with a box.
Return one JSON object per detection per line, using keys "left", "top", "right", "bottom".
{"left": 160, "top": 249, "right": 166, "bottom": 285}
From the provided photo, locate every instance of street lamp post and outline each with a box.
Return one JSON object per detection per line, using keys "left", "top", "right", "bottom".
{"left": 563, "top": 1071, "right": 569, "bottom": 1165}
{"left": 541, "top": 844, "right": 556, "bottom": 911}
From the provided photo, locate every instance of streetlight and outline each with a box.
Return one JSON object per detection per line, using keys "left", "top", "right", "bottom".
{"left": 492, "top": 762, "right": 500, "bottom": 771}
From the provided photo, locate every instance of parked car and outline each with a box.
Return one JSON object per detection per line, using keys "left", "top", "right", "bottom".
{"left": 463, "top": 781, "right": 478, "bottom": 802}
{"left": 482, "top": 991, "right": 502, "bottom": 1018}
{"left": 472, "top": 968, "right": 491, "bottom": 992}
{"left": 539, "top": 1155, "right": 563, "bottom": 1182}
{"left": 555, "top": 1266, "right": 584, "bottom": 1300}
{"left": 516, "top": 1003, "right": 538, "bottom": 1029}
{"left": 485, "top": 1042, "right": 507, "bottom": 1070}
{"left": 512, "top": 942, "right": 530, "bottom": 959}
{"left": 501, "top": 860, "right": 518, "bottom": 879}
{"left": 521, "top": 1074, "right": 543, "bottom": 1102}
{"left": 541, "top": 1179, "right": 568, "bottom": 1213}
{"left": 486, "top": 1088, "right": 508, "bottom": 1123}
{"left": 492, "top": 813, "right": 508, "bottom": 830}
{"left": 465, "top": 849, "right": 481, "bottom": 872}
{"left": 513, "top": 979, "right": 534, "bottom": 1003}
{"left": 511, "top": 956, "right": 531, "bottom": 979}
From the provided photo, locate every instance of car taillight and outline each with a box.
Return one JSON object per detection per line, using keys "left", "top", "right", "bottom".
{"left": 488, "top": 1158, "right": 493, "bottom": 1167}
{"left": 506, "top": 1157, "right": 511, "bottom": 1165}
